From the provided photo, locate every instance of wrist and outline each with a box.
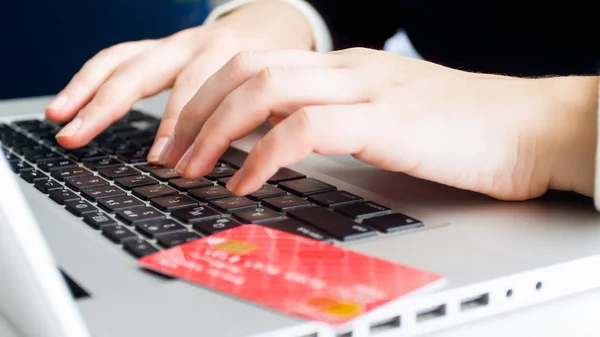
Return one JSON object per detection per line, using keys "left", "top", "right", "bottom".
{"left": 538, "top": 76, "right": 599, "bottom": 197}
{"left": 208, "top": 0, "right": 314, "bottom": 51}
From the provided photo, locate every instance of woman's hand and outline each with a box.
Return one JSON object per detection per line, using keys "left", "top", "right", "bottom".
{"left": 160, "top": 47, "right": 598, "bottom": 201}
{"left": 46, "top": 0, "right": 314, "bottom": 163}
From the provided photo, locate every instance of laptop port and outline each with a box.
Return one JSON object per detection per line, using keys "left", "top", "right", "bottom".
{"left": 460, "top": 293, "right": 489, "bottom": 311}
{"left": 369, "top": 316, "right": 401, "bottom": 334}
{"left": 416, "top": 304, "right": 446, "bottom": 323}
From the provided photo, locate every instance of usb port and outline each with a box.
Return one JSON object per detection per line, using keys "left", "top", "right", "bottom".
{"left": 416, "top": 304, "right": 446, "bottom": 323}
{"left": 460, "top": 293, "right": 489, "bottom": 311}
{"left": 369, "top": 316, "right": 401, "bottom": 334}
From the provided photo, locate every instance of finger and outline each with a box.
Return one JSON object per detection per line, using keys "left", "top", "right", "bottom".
{"left": 46, "top": 40, "right": 157, "bottom": 122}
{"left": 226, "top": 103, "right": 375, "bottom": 195}
{"left": 147, "top": 52, "right": 234, "bottom": 164}
{"left": 161, "top": 49, "right": 333, "bottom": 166}
{"left": 175, "top": 66, "right": 369, "bottom": 179}
{"left": 55, "top": 38, "right": 200, "bottom": 148}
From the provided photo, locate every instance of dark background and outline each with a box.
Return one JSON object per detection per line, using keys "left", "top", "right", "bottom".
{"left": 0, "top": 0, "right": 209, "bottom": 100}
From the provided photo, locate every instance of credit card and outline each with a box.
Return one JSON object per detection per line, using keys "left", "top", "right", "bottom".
{"left": 139, "top": 224, "right": 443, "bottom": 324}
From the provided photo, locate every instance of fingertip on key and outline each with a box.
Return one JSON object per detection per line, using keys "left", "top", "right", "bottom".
{"left": 157, "top": 135, "right": 175, "bottom": 165}
{"left": 55, "top": 117, "right": 83, "bottom": 139}
{"left": 147, "top": 136, "right": 170, "bottom": 164}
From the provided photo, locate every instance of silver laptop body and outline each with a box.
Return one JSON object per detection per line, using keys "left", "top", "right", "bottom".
{"left": 1, "top": 94, "right": 599, "bottom": 337}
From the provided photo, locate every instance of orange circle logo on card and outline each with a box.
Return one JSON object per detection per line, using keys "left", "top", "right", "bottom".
{"left": 306, "top": 296, "right": 364, "bottom": 319}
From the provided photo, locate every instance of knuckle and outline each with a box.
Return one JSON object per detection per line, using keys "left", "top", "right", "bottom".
{"left": 255, "top": 67, "right": 284, "bottom": 91}
{"left": 179, "top": 102, "right": 195, "bottom": 121}
{"left": 295, "top": 107, "right": 317, "bottom": 134}
{"left": 229, "top": 50, "right": 257, "bottom": 75}
{"left": 175, "top": 71, "right": 201, "bottom": 88}
{"left": 98, "top": 42, "right": 131, "bottom": 58}
{"left": 345, "top": 47, "right": 371, "bottom": 55}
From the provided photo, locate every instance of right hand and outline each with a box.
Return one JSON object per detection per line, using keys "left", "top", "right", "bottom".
{"left": 45, "top": 0, "right": 314, "bottom": 163}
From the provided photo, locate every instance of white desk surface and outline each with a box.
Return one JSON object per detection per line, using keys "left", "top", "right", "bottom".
{"left": 1, "top": 95, "right": 598, "bottom": 337}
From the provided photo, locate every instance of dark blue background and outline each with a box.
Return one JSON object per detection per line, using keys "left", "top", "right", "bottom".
{"left": 0, "top": 0, "right": 208, "bottom": 99}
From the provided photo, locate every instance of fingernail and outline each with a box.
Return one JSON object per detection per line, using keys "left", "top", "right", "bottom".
{"left": 56, "top": 117, "right": 82, "bottom": 138}
{"left": 147, "top": 137, "right": 169, "bottom": 163}
{"left": 47, "top": 93, "right": 68, "bottom": 111}
{"left": 158, "top": 135, "right": 175, "bottom": 164}
{"left": 175, "top": 145, "right": 195, "bottom": 174}
{"left": 226, "top": 167, "right": 246, "bottom": 192}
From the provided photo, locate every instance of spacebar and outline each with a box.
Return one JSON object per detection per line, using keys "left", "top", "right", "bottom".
{"left": 287, "top": 207, "right": 376, "bottom": 241}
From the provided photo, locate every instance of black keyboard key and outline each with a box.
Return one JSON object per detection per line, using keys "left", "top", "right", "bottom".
{"left": 362, "top": 213, "right": 424, "bottom": 233}
{"left": 37, "top": 158, "right": 77, "bottom": 172}
{"left": 262, "top": 219, "right": 333, "bottom": 242}
{"left": 24, "top": 149, "right": 61, "bottom": 162}
{"left": 216, "top": 177, "right": 231, "bottom": 186}
{"left": 98, "top": 196, "right": 145, "bottom": 213}
{"left": 188, "top": 185, "right": 232, "bottom": 201}
{"left": 49, "top": 189, "right": 80, "bottom": 205}
{"left": 156, "top": 231, "right": 201, "bottom": 248}
{"left": 83, "top": 212, "right": 117, "bottom": 229}
{"left": 262, "top": 195, "right": 311, "bottom": 212}
{"left": 193, "top": 217, "right": 242, "bottom": 235}
{"left": 278, "top": 178, "right": 336, "bottom": 197}
{"left": 117, "top": 148, "right": 149, "bottom": 163}
{"left": 98, "top": 166, "right": 140, "bottom": 179}
{"left": 168, "top": 177, "right": 213, "bottom": 191}
{"left": 116, "top": 207, "right": 165, "bottom": 225}
{"left": 267, "top": 168, "right": 306, "bottom": 184}
{"left": 150, "top": 194, "right": 199, "bottom": 211}
{"left": 65, "top": 200, "right": 98, "bottom": 217}
{"left": 102, "top": 225, "right": 138, "bottom": 243}
{"left": 68, "top": 147, "right": 108, "bottom": 161}
{"left": 123, "top": 238, "right": 159, "bottom": 258}
{"left": 219, "top": 147, "right": 247, "bottom": 168}
{"left": 137, "top": 165, "right": 180, "bottom": 181}
{"left": 2, "top": 150, "right": 18, "bottom": 162}
{"left": 65, "top": 176, "right": 109, "bottom": 191}
{"left": 114, "top": 175, "right": 159, "bottom": 190}
{"left": 135, "top": 219, "right": 187, "bottom": 238}
{"left": 20, "top": 170, "right": 48, "bottom": 183}
{"left": 247, "top": 185, "right": 286, "bottom": 201}
{"left": 35, "top": 178, "right": 63, "bottom": 194}
{"left": 84, "top": 157, "right": 124, "bottom": 170}
{"left": 8, "top": 160, "right": 34, "bottom": 173}
{"left": 80, "top": 185, "right": 126, "bottom": 202}
{"left": 205, "top": 165, "right": 236, "bottom": 180}
{"left": 170, "top": 206, "right": 221, "bottom": 223}
{"left": 135, "top": 164, "right": 164, "bottom": 173}
{"left": 208, "top": 196, "right": 257, "bottom": 213}
{"left": 288, "top": 207, "right": 376, "bottom": 241}
{"left": 132, "top": 184, "right": 177, "bottom": 200}
{"left": 308, "top": 191, "right": 363, "bottom": 208}
{"left": 18, "top": 144, "right": 46, "bottom": 156}
{"left": 232, "top": 207, "right": 283, "bottom": 224}
{"left": 51, "top": 166, "right": 93, "bottom": 181}
{"left": 334, "top": 201, "right": 392, "bottom": 220}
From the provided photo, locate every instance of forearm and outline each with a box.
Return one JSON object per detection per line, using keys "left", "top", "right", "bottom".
{"left": 542, "top": 76, "right": 599, "bottom": 201}
{"left": 207, "top": 0, "right": 315, "bottom": 51}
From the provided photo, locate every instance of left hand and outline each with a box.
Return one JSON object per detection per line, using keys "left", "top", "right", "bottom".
{"left": 156, "top": 48, "right": 582, "bottom": 200}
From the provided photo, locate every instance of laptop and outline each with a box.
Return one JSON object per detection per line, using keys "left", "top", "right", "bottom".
{"left": 1, "top": 94, "right": 599, "bottom": 337}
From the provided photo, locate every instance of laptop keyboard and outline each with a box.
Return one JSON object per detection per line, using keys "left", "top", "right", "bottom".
{"left": 0, "top": 110, "right": 424, "bottom": 258}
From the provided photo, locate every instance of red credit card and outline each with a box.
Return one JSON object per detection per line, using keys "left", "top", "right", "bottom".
{"left": 139, "top": 224, "right": 443, "bottom": 324}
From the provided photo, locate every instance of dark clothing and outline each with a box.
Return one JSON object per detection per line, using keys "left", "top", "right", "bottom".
{"left": 305, "top": 0, "right": 599, "bottom": 77}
